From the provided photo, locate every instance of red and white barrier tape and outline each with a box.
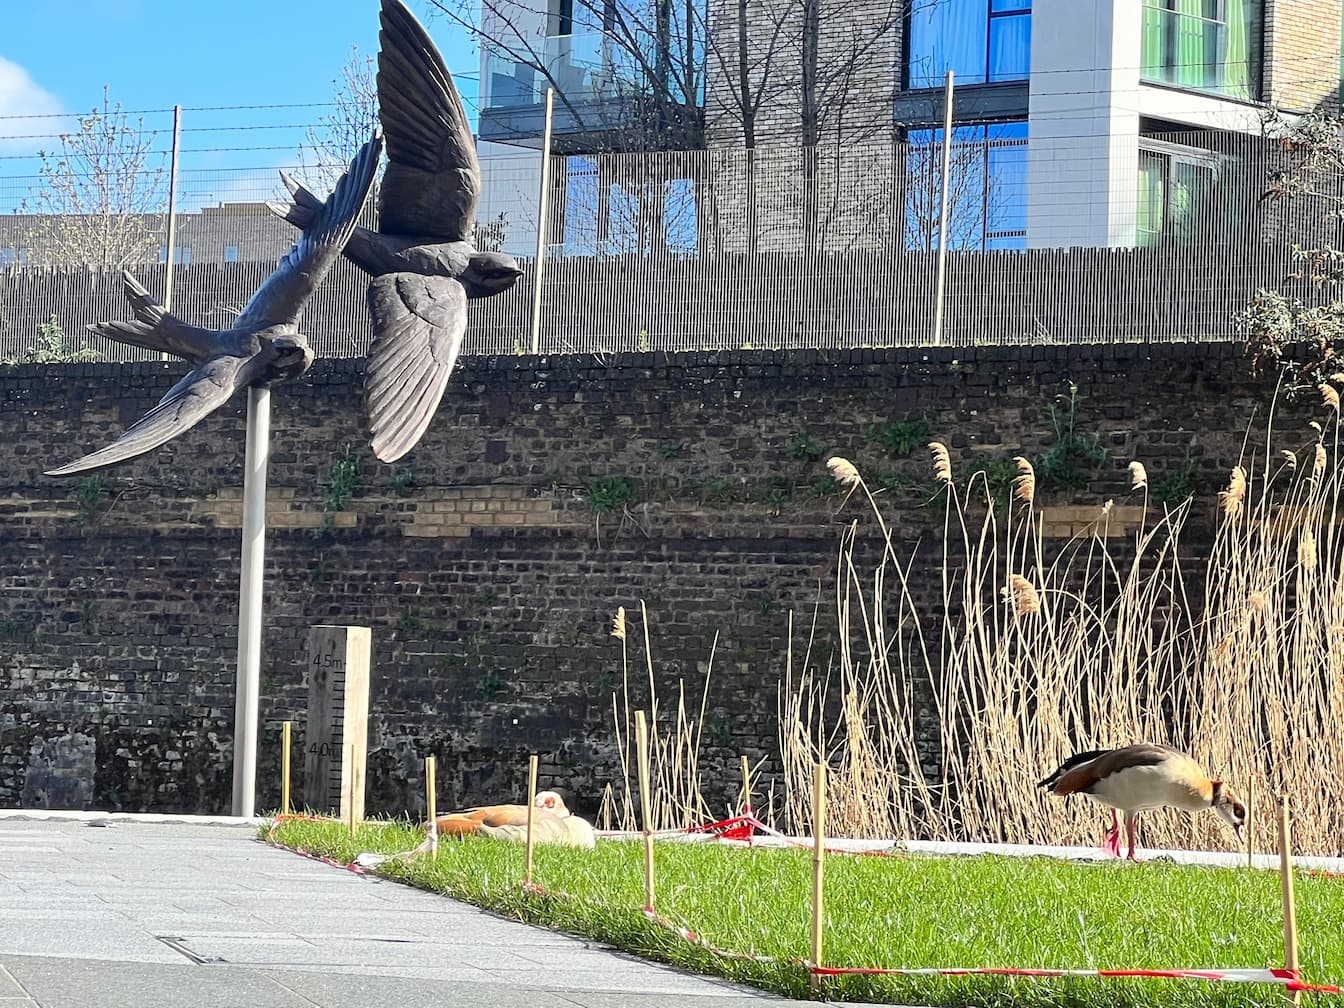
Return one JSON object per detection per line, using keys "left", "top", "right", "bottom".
{"left": 263, "top": 821, "right": 1343, "bottom": 995}
{"left": 597, "top": 814, "right": 900, "bottom": 857}
{"left": 809, "top": 964, "right": 1341, "bottom": 994}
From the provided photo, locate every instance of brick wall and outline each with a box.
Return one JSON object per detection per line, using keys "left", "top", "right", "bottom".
{"left": 1264, "top": 0, "right": 1343, "bottom": 111}
{"left": 705, "top": 0, "right": 900, "bottom": 147}
{"left": 0, "top": 343, "right": 1273, "bottom": 818}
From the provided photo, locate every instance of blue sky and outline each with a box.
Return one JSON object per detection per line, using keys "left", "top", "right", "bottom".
{"left": 0, "top": 1, "right": 480, "bottom": 207}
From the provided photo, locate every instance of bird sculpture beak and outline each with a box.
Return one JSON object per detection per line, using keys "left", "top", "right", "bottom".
{"left": 1233, "top": 824, "right": 1244, "bottom": 843}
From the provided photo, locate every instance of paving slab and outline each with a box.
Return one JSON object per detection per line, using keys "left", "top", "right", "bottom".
{"left": 0, "top": 817, "right": 821, "bottom": 1007}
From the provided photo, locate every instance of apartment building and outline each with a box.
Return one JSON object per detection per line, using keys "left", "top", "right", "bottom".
{"left": 474, "top": 0, "right": 1342, "bottom": 252}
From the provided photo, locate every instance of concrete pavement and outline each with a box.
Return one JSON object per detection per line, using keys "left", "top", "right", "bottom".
{"left": 0, "top": 816, "right": 819, "bottom": 1008}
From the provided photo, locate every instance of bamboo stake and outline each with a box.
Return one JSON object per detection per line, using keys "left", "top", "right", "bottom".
{"left": 280, "top": 720, "right": 292, "bottom": 817}
{"left": 1247, "top": 775, "right": 1255, "bottom": 869}
{"left": 525, "top": 754, "right": 539, "bottom": 887}
{"left": 425, "top": 755, "right": 437, "bottom": 853}
{"left": 741, "top": 755, "right": 752, "bottom": 815}
{"left": 636, "top": 710, "right": 655, "bottom": 911}
{"left": 810, "top": 762, "right": 827, "bottom": 994}
{"left": 1278, "top": 794, "right": 1301, "bottom": 1007}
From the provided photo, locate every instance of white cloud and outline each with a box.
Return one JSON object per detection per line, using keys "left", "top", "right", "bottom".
{"left": 0, "top": 57, "right": 64, "bottom": 150}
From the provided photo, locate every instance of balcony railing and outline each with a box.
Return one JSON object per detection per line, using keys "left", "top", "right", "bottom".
{"left": 1140, "top": 5, "right": 1259, "bottom": 101}
{"left": 483, "top": 32, "right": 645, "bottom": 110}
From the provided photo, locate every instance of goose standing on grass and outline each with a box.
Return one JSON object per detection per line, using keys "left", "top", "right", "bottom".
{"left": 1038, "top": 744, "right": 1246, "bottom": 860}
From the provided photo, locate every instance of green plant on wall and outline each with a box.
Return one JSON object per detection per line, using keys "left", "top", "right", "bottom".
{"left": 867, "top": 418, "right": 929, "bottom": 457}
{"left": 74, "top": 474, "right": 107, "bottom": 526}
{"left": 585, "top": 475, "right": 634, "bottom": 513}
{"left": 785, "top": 433, "right": 822, "bottom": 463}
{"left": 1037, "top": 384, "right": 1108, "bottom": 493}
{"left": 389, "top": 467, "right": 417, "bottom": 497}
{"left": 20, "top": 316, "right": 102, "bottom": 365}
{"left": 1153, "top": 450, "right": 1199, "bottom": 507}
{"left": 760, "top": 476, "right": 793, "bottom": 509}
{"left": 318, "top": 444, "right": 361, "bottom": 533}
{"left": 963, "top": 457, "right": 1019, "bottom": 510}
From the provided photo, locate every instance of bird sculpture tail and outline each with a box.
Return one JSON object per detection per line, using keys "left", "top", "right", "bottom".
{"left": 267, "top": 172, "right": 326, "bottom": 231}
{"left": 87, "top": 271, "right": 220, "bottom": 362}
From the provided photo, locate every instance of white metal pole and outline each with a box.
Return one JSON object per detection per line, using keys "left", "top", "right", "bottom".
{"left": 162, "top": 104, "right": 182, "bottom": 360}
{"left": 529, "top": 88, "right": 556, "bottom": 355}
{"left": 932, "top": 70, "right": 954, "bottom": 347}
{"left": 231, "top": 386, "right": 271, "bottom": 817}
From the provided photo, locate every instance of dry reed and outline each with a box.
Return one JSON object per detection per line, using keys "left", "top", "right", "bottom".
{"left": 780, "top": 410, "right": 1344, "bottom": 856}
{"left": 606, "top": 600, "right": 717, "bottom": 832}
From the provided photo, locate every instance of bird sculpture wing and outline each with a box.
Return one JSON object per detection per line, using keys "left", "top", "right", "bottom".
{"left": 46, "top": 355, "right": 256, "bottom": 476}
{"left": 234, "top": 132, "right": 383, "bottom": 330}
{"left": 364, "top": 273, "right": 467, "bottom": 462}
{"left": 375, "top": 0, "right": 479, "bottom": 241}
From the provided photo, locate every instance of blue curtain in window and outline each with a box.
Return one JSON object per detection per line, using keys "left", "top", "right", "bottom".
{"left": 988, "top": 13, "right": 1031, "bottom": 82}
{"left": 908, "top": 0, "right": 990, "bottom": 88}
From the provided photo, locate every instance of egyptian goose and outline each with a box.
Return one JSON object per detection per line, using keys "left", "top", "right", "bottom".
{"left": 430, "top": 790, "right": 596, "bottom": 849}
{"left": 1038, "top": 744, "right": 1245, "bottom": 860}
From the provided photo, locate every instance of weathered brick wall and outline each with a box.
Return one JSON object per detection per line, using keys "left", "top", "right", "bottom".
{"left": 0, "top": 343, "right": 1272, "bottom": 818}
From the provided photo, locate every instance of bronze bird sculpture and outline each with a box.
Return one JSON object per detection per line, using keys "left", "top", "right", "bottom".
{"left": 47, "top": 133, "right": 383, "bottom": 477}
{"left": 1039, "top": 743, "right": 1246, "bottom": 860}
{"left": 270, "top": 0, "right": 524, "bottom": 463}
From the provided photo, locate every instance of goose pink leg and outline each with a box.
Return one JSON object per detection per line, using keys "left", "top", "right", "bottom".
{"left": 1100, "top": 808, "right": 1122, "bottom": 857}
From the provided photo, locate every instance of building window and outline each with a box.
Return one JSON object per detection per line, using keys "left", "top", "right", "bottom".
{"left": 1136, "top": 141, "right": 1221, "bottom": 246}
{"left": 549, "top": 0, "right": 575, "bottom": 36}
{"left": 906, "top": 0, "right": 1031, "bottom": 90}
{"left": 903, "top": 120, "right": 1027, "bottom": 251}
{"left": 1141, "top": 0, "right": 1262, "bottom": 101}
{"left": 158, "top": 245, "right": 192, "bottom": 265}
{"left": 0, "top": 247, "right": 20, "bottom": 267}
{"left": 224, "top": 245, "right": 239, "bottom": 263}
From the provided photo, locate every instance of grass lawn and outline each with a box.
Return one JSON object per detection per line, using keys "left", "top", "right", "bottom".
{"left": 263, "top": 817, "right": 1344, "bottom": 1007}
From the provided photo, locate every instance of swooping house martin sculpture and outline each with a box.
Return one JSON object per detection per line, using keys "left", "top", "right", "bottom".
{"left": 271, "top": 0, "right": 524, "bottom": 463}
{"left": 47, "top": 133, "right": 384, "bottom": 478}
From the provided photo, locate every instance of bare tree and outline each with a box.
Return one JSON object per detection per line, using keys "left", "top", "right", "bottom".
{"left": 902, "top": 138, "right": 1008, "bottom": 252}
{"left": 17, "top": 88, "right": 167, "bottom": 268}
{"left": 419, "top": 0, "right": 910, "bottom": 254}
{"left": 297, "top": 46, "right": 381, "bottom": 193}
{"left": 1240, "top": 107, "right": 1344, "bottom": 398}
{"left": 426, "top": 0, "right": 705, "bottom": 153}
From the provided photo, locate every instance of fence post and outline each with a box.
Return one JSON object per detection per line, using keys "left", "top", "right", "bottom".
{"left": 162, "top": 103, "right": 182, "bottom": 363}
{"left": 932, "top": 70, "right": 954, "bottom": 347}
{"left": 529, "top": 88, "right": 555, "bottom": 355}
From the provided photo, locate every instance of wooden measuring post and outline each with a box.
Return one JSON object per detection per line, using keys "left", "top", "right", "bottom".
{"left": 280, "top": 720, "right": 292, "bottom": 816}
{"left": 303, "top": 625, "right": 371, "bottom": 822}
{"left": 1278, "top": 794, "right": 1301, "bottom": 1007}
{"left": 810, "top": 762, "right": 827, "bottom": 993}
{"left": 636, "top": 710, "right": 655, "bottom": 911}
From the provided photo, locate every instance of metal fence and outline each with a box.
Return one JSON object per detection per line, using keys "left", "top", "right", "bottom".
{"left": 0, "top": 127, "right": 1331, "bottom": 359}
